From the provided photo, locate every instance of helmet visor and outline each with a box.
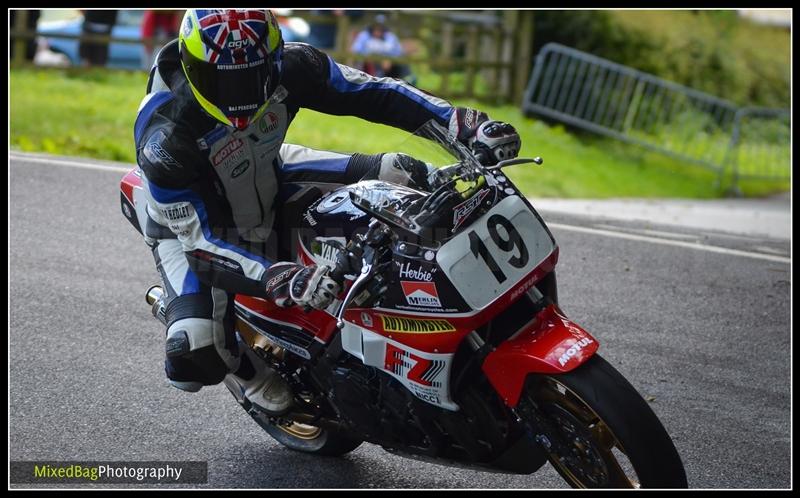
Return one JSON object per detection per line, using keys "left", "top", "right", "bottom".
{"left": 182, "top": 46, "right": 273, "bottom": 118}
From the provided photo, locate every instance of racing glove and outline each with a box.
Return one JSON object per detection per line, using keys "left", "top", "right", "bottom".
{"left": 264, "top": 262, "right": 341, "bottom": 310}
{"left": 449, "top": 107, "right": 522, "bottom": 166}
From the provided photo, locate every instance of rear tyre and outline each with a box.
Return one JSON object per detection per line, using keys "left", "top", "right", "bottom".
{"left": 519, "top": 354, "right": 687, "bottom": 488}
{"left": 223, "top": 376, "right": 363, "bottom": 457}
{"left": 249, "top": 408, "right": 363, "bottom": 457}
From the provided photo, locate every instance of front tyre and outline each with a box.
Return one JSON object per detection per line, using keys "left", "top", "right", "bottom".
{"left": 518, "top": 354, "right": 687, "bottom": 488}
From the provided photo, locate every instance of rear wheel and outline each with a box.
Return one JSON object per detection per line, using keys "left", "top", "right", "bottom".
{"left": 223, "top": 377, "right": 363, "bottom": 457}
{"left": 249, "top": 409, "right": 364, "bottom": 457}
{"left": 518, "top": 354, "right": 687, "bottom": 488}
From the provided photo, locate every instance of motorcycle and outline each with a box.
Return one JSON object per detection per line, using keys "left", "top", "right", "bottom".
{"left": 120, "top": 121, "right": 687, "bottom": 488}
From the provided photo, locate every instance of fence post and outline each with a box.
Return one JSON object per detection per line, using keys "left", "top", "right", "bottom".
{"left": 464, "top": 24, "right": 479, "bottom": 99}
{"left": 718, "top": 109, "right": 744, "bottom": 196}
{"left": 491, "top": 25, "right": 503, "bottom": 104}
{"left": 513, "top": 11, "right": 535, "bottom": 106}
{"left": 622, "top": 79, "right": 646, "bottom": 134}
{"left": 439, "top": 21, "right": 454, "bottom": 97}
{"left": 500, "top": 11, "right": 517, "bottom": 104}
{"left": 12, "top": 10, "right": 30, "bottom": 65}
{"left": 335, "top": 14, "right": 351, "bottom": 65}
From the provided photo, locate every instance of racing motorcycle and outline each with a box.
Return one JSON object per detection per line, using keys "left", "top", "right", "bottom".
{"left": 120, "top": 121, "right": 687, "bottom": 488}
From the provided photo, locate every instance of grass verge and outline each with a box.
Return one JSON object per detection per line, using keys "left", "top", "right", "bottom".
{"left": 10, "top": 67, "right": 788, "bottom": 198}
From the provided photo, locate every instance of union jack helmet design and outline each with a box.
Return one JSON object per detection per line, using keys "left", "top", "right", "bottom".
{"left": 179, "top": 9, "right": 284, "bottom": 130}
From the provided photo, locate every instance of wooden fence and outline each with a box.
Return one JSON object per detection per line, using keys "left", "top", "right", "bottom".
{"left": 10, "top": 9, "right": 536, "bottom": 105}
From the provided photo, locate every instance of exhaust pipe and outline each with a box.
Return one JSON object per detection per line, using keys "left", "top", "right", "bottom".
{"left": 145, "top": 285, "right": 167, "bottom": 325}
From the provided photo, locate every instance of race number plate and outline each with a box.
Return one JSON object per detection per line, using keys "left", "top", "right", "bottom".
{"left": 436, "top": 195, "right": 554, "bottom": 310}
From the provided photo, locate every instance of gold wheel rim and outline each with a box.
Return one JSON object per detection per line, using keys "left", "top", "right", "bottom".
{"left": 537, "top": 377, "right": 640, "bottom": 489}
{"left": 277, "top": 422, "right": 324, "bottom": 440}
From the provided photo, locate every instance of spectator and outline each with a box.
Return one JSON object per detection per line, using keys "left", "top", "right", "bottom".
{"left": 350, "top": 14, "right": 416, "bottom": 84}
{"left": 79, "top": 9, "right": 118, "bottom": 67}
{"left": 10, "top": 10, "right": 41, "bottom": 62}
{"left": 141, "top": 10, "right": 183, "bottom": 69}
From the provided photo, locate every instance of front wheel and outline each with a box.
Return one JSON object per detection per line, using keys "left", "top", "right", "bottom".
{"left": 518, "top": 354, "right": 687, "bottom": 488}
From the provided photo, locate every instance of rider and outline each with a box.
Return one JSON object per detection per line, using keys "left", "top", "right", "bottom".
{"left": 133, "top": 9, "right": 521, "bottom": 416}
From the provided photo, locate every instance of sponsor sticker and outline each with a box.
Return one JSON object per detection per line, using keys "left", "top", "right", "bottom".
{"left": 452, "top": 189, "right": 490, "bottom": 231}
{"left": 384, "top": 343, "right": 445, "bottom": 389}
{"left": 303, "top": 211, "right": 317, "bottom": 226}
{"left": 360, "top": 312, "right": 373, "bottom": 328}
{"left": 266, "top": 268, "right": 295, "bottom": 289}
{"left": 558, "top": 338, "right": 594, "bottom": 367}
{"left": 259, "top": 111, "right": 279, "bottom": 134}
{"left": 316, "top": 192, "right": 349, "bottom": 213}
{"left": 400, "top": 281, "right": 442, "bottom": 308}
{"left": 379, "top": 315, "right": 456, "bottom": 334}
{"left": 212, "top": 138, "right": 245, "bottom": 167}
{"left": 182, "top": 16, "right": 193, "bottom": 37}
{"left": 160, "top": 204, "right": 192, "bottom": 221}
{"left": 230, "top": 160, "right": 250, "bottom": 178}
{"left": 397, "top": 262, "right": 434, "bottom": 281}
{"left": 144, "top": 141, "right": 181, "bottom": 169}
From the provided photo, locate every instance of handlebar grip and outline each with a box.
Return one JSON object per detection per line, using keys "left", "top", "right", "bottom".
{"left": 328, "top": 264, "right": 348, "bottom": 287}
{"left": 328, "top": 247, "right": 355, "bottom": 286}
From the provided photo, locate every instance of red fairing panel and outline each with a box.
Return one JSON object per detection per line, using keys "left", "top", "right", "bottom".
{"left": 482, "top": 304, "right": 599, "bottom": 407}
{"left": 235, "top": 295, "right": 340, "bottom": 344}
{"left": 120, "top": 168, "right": 141, "bottom": 204}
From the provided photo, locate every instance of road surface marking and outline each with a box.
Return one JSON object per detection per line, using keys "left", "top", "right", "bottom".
{"left": 9, "top": 153, "right": 790, "bottom": 264}
{"left": 9, "top": 153, "right": 133, "bottom": 174}
{"left": 593, "top": 224, "right": 700, "bottom": 241}
{"left": 548, "top": 223, "right": 790, "bottom": 264}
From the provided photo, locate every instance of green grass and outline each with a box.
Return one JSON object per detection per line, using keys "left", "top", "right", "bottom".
{"left": 10, "top": 67, "right": 149, "bottom": 162}
{"left": 10, "top": 67, "right": 788, "bottom": 198}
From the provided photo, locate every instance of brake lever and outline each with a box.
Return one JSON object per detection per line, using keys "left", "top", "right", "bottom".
{"left": 335, "top": 253, "right": 375, "bottom": 329}
{"left": 484, "top": 157, "right": 543, "bottom": 171}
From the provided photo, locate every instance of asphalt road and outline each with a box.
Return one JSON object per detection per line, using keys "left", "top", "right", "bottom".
{"left": 8, "top": 153, "right": 792, "bottom": 489}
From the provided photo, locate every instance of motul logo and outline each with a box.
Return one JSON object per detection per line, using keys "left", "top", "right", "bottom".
{"left": 212, "top": 139, "right": 244, "bottom": 166}
{"left": 558, "top": 338, "right": 594, "bottom": 367}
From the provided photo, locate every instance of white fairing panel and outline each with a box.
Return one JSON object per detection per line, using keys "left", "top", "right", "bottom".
{"left": 340, "top": 323, "right": 459, "bottom": 411}
{"left": 437, "top": 195, "right": 555, "bottom": 310}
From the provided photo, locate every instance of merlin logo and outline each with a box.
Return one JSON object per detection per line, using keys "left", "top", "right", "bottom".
{"left": 401, "top": 281, "right": 441, "bottom": 308}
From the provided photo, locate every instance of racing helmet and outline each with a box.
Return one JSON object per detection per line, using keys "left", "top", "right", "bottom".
{"left": 179, "top": 9, "right": 284, "bottom": 130}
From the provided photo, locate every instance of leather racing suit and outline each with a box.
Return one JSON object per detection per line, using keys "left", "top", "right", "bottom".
{"left": 134, "top": 40, "right": 489, "bottom": 392}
